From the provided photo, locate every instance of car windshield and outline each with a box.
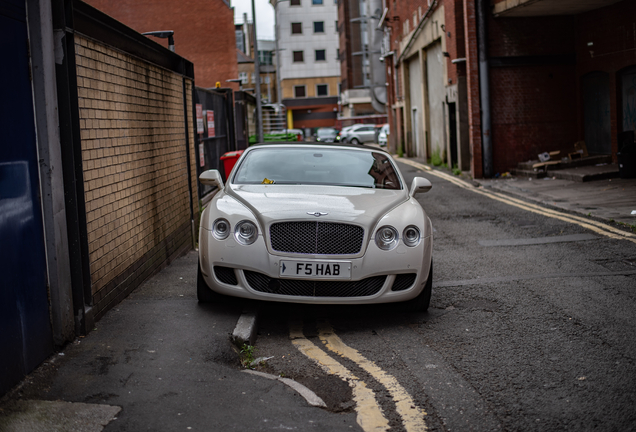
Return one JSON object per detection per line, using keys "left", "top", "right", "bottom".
{"left": 233, "top": 147, "right": 402, "bottom": 189}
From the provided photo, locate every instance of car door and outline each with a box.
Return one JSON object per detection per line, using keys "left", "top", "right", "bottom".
{"left": 360, "top": 126, "right": 375, "bottom": 142}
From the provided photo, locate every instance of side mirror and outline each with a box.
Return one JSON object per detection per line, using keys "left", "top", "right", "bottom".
{"left": 410, "top": 177, "right": 432, "bottom": 196}
{"left": 199, "top": 169, "right": 224, "bottom": 189}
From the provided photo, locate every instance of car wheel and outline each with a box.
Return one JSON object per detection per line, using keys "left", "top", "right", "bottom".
{"left": 351, "top": 138, "right": 360, "bottom": 145}
{"left": 197, "top": 260, "right": 223, "bottom": 303}
{"left": 403, "top": 260, "right": 432, "bottom": 312}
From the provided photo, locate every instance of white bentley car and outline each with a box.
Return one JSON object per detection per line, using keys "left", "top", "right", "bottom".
{"left": 197, "top": 143, "right": 434, "bottom": 311}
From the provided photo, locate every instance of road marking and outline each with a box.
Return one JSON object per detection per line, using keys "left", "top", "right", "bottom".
{"left": 317, "top": 321, "right": 428, "bottom": 432}
{"left": 397, "top": 158, "right": 636, "bottom": 245}
{"left": 289, "top": 321, "right": 390, "bottom": 432}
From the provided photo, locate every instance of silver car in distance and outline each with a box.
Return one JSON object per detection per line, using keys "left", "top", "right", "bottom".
{"left": 197, "top": 143, "right": 434, "bottom": 311}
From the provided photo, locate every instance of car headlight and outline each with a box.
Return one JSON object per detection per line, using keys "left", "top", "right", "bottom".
{"left": 235, "top": 220, "right": 258, "bottom": 245}
{"left": 402, "top": 225, "right": 421, "bottom": 247}
{"left": 212, "top": 218, "right": 231, "bottom": 240}
{"left": 375, "top": 226, "right": 399, "bottom": 251}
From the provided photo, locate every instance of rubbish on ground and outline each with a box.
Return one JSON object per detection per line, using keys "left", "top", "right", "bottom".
{"left": 538, "top": 152, "right": 551, "bottom": 162}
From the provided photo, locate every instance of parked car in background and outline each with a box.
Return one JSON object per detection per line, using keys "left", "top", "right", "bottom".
{"left": 197, "top": 142, "right": 434, "bottom": 310}
{"left": 340, "top": 124, "right": 377, "bottom": 144}
{"left": 335, "top": 125, "right": 354, "bottom": 142}
{"left": 316, "top": 127, "right": 338, "bottom": 143}
{"left": 378, "top": 124, "right": 389, "bottom": 147}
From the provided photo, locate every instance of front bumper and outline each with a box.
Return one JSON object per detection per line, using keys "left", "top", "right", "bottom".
{"left": 198, "top": 227, "right": 433, "bottom": 305}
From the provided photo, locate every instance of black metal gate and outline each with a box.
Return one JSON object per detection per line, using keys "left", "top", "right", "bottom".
{"left": 193, "top": 87, "right": 236, "bottom": 198}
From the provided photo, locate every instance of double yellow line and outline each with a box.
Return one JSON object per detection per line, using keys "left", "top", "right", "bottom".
{"left": 398, "top": 159, "right": 636, "bottom": 245}
{"left": 290, "top": 321, "right": 427, "bottom": 432}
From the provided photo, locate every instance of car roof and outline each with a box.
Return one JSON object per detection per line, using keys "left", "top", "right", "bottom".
{"left": 248, "top": 141, "right": 391, "bottom": 154}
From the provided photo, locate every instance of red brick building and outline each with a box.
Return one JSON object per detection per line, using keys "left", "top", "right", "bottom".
{"left": 381, "top": 0, "right": 636, "bottom": 178}
{"left": 85, "top": 0, "right": 239, "bottom": 90}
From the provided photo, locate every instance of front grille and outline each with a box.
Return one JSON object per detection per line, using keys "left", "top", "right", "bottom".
{"left": 391, "top": 273, "right": 417, "bottom": 291}
{"left": 270, "top": 222, "right": 364, "bottom": 255}
{"left": 214, "top": 266, "right": 238, "bottom": 285}
{"left": 244, "top": 270, "right": 385, "bottom": 297}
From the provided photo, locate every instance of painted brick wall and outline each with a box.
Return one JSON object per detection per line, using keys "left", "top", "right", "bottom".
{"left": 85, "top": 0, "right": 238, "bottom": 90}
{"left": 486, "top": 14, "right": 577, "bottom": 174}
{"left": 75, "top": 36, "right": 197, "bottom": 319}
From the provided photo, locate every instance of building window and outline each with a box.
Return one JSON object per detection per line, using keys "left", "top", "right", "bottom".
{"left": 259, "top": 50, "right": 273, "bottom": 65}
{"left": 251, "top": 73, "right": 255, "bottom": 83}
{"left": 316, "top": 84, "right": 328, "bottom": 96}
{"left": 264, "top": 76, "right": 270, "bottom": 84}
{"left": 312, "top": 0, "right": 323, "bottom": 4}
{"left": 294, "top": 85, "right": 306, "bottom": 98}
{"left": 290, "top": 0, "right": 300, "bottom": 4}
{"left": 315, "top": 49, "right": 326, "bottom": 61}
{"left": 239, "top": 72, "right": 248, "bottom": 84}
{"left": 336, "top": 48, "right": 340, "bottom": 60}
{"left": 291, "top": 22, "right": 302, "bottom": 34}
{"left": 335, "top": 21, "right": 338, "bottom": 32}
{"left": 293, "top": 51, "right": 304, "bottom": 62}
{"left": 314, "top": 21, "right": 324, "bottom": 33}
{"left": 236, "top": 30, "right": 245, "bottom": 53}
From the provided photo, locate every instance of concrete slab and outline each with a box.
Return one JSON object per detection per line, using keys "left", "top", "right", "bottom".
{"left": 477, "top": 176, "right": 636, "bottom": 225}
{"left": 0, "top": 400, "right": 120, "bottom": 432}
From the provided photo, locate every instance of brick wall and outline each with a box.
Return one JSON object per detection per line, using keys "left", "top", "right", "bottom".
{"left": 85, "top": 0, "right": 239, "bottom": 90}
{"left": 486, "top": 14, "right": 577, "bottom": 174}
{"left": 75, "top": 36, "right": 197, "bottom": 319}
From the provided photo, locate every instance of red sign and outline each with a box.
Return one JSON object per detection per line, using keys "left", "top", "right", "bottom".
{"left": 196, "top": 104, "right": 204, "bottom": 134}
{"left": 207, "top": 111, "right": 215, "bottom": 138}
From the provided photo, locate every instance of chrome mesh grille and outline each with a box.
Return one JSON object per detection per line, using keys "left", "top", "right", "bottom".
{"left": 244, "top": 271, "right": 385, "bottom": 297}
{"left": 391, "top": 273, "right": 417, "bottom": 291}
{"left": 270, "top": 222, "right": 364, "bottom": 255}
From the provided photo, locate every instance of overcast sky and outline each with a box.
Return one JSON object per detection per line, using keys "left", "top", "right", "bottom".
{"left": 232, "top": 0, "right": 275, "bottom": 41}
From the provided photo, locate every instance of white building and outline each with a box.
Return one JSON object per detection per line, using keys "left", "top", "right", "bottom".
{"left": 271, "top": 0, "right": 340, "bottom": 130}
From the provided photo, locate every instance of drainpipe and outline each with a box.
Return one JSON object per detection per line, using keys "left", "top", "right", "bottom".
{"left": 476, "top": 0, "right": 493, "bottom": 178}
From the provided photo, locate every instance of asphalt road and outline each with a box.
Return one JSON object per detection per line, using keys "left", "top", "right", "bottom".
{"left": 2, "top": 160, "right": 635, "bottom": 431}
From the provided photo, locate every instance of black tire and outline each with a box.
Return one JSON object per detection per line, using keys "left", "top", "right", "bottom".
{"left": 403, "top": 261, "right": 432, "bottom": 312}
{"left": 351, "top": 138, "right": 360, "bottom": 145}
{"left": 197, "top": 260, "right": 223, "bottom": 303}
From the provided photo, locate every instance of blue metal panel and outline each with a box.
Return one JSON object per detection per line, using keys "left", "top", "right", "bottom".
{"left": 0, "top": 0, "right": 53, "bottom": 395}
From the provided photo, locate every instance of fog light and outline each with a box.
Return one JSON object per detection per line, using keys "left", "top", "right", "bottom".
{"left": 212, "top": 218, "right": 230, "bottom": 240}
{"left": 235, "top": 220, "right": 258, "bottom": 245}
{"left": 375, "top": 226, "right": 399, "bottom": 250}
{"left": 403, "top": 225, "right": 421, "bottom": 247}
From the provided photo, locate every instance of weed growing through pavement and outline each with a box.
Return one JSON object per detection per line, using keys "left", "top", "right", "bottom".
{"left": 239, "top": 344, "right": 256, "bottom": 368}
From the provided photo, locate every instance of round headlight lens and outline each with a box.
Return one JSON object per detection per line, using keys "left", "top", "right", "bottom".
{"left": 212, "top": 218, "right": 230, "bottom": 240}
{"left": 402, "top": 225, "right": 421, "bottom": 247}
{"left": 375, "top": 226, "right": 399, "bottom": 251}
{"left": 234, "top": 220, "right": 258, "bottom": 245}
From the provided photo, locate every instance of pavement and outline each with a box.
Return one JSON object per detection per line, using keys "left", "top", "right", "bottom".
{"left": 399, "top": 156, "right": 636, "bottom": 229}
{"left": 0, "top": 251, "right": 359, "bottom": 432}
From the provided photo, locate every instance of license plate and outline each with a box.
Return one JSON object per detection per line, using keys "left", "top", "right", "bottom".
{"left": 279, "top": 260, "right": 351, "bottom": 279}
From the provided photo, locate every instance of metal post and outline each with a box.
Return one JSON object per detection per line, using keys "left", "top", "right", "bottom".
{"left": 252, "top": 0, "right": 264, "bottom": 143}
{"left": 476, "top": 0, "right": 493, "bottom": 178}
{"left": 274, "top": 0, "right": 287, "bottom": 128}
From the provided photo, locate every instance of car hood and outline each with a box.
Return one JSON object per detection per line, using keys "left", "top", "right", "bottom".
{"left": 225, "top": 184, "right": 407, "bottom": 228}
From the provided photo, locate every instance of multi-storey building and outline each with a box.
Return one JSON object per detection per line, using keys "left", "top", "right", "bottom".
{"left": 338, "top": 0, "right": 387, "bottom": 122}
{"left": 271, "top": 0, "right": 340, "bottom": 131}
